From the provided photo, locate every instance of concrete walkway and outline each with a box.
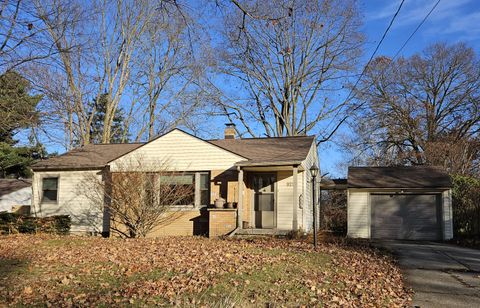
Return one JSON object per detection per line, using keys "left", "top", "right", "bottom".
{"left": 375, "top": 241, "right": 480, "bottom": 308}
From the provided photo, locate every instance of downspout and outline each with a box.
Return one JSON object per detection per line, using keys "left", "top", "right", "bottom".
{"left": 228, "top": 227, "right": 240, "bottom": 237}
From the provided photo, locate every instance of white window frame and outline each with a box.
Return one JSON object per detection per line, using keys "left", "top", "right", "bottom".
{"left": 41, "top": 176, "right": 60, "bottom": 204}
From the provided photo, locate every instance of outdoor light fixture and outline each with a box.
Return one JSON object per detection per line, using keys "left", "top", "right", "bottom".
{"left": 310, "top": 164, "right": 319, "bottom": 249}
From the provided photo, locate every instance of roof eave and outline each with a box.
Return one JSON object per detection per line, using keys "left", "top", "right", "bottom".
{"left": 235, "top": 160, "right": 304, "bottom": 167}
{"left": 31, "top": 166, "right": 106, "bottom": 172}
{"left": 347, "top": 186, "right": 453, "bottom": 189}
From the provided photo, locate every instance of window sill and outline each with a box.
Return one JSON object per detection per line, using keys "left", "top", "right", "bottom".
{"left": 40, "top": 201, "right": 58, "bottom": 205}
{"left": 165, "top": 205, "right": 210, "bottom": 211}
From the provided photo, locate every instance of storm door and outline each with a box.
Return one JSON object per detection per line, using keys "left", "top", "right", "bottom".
{"left": 252, "top": 173, "right": 276, "bottom": 228}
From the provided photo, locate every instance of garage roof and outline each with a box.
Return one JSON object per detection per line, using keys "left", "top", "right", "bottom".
{"left": 0, "top": 179, "right": 32, "bottom": 196}
{"left": 348, "top": 166, "right": 452, "bottom": 188}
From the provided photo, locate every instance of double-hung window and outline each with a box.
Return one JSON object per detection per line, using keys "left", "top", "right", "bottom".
{"left": 197, "top": 172, "right": 210, "bottom": 207}
{"left": 42, "top": 177, "right": 59, "bottom": 203}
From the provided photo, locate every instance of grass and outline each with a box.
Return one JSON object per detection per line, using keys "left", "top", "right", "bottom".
{"left": 200, "top": 250, "right": 327, "bottom": 306}
{"left": 0, "top": 234, "right": 411, "bottom": 307}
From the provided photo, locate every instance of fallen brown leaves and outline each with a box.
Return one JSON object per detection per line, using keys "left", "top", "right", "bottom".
{"left": 0, "top": 234, "right": 412, "bottom": 307}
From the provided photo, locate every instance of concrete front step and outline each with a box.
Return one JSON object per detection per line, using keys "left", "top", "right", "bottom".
{"left": 235, "top": 228, "right": 290, "bottom": 236}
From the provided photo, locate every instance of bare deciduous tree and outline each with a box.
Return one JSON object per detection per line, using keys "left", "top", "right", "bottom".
{"left": 0, "top": 0, "right": 65, "bottom": 71}
{"left": 84, "top": 158, "right": 194, "bottom": 238}
{"left": 424, "top": 138, "right": 479, "bottom": 176}
{"left": 33, "top": 0, "right": 94, "bottom": 148}
{"left": 30, "top": 0, "right": 203, "bottom": 148}
{"left": 131, "top": 5, "right": 204, "bottom": 141}
{"left": 213, "top": 0, "right": 363, "bottom": 140}
{"left": 345, "top": 43, "right": 480, "bottom": 175}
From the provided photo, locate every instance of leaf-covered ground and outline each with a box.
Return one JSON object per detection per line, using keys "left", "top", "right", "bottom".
{"left": 0, "top": 234, "right": 411, "bottom": 307}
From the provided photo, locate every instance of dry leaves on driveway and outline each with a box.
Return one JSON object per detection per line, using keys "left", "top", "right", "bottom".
{"left": 0, "top": 234, "right": 411, "bottom": 307}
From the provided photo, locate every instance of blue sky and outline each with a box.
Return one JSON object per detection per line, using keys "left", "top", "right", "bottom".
{"left": 319, "top": 0, "right": 480, "bottom": 178}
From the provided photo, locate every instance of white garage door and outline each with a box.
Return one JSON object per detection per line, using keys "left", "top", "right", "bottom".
{"left": 371, "top": 194, "right": 442, "bottom": 240}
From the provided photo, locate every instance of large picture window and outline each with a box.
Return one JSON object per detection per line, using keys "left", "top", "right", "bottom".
{"left": 158, "top": 173, "right": 195, "bottom": 206}
{"left": 42, "top": 177, "right": 58, "bottom": 203}
{"left": 153, "top": 172, "right": 210, "bottom": 207}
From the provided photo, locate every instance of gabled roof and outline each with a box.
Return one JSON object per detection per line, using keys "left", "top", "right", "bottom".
{"left": 0, "top": 179, "right": 32, "bottom": 196}
{"left": 210, "top": 136, "right": 315, "bottom": 165}
{"left": 32, "top": 130, "right": 316, "bottom": 171}
{"left": 348, "top": 166, "right": 452, "bottom": 188}
{"left": 31, "top": 143, "right": 143, "bottom": 170}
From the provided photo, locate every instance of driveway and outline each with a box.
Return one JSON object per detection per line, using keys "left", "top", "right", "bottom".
{"left": 375, "top": 241, "right": 480, "bottom": 308}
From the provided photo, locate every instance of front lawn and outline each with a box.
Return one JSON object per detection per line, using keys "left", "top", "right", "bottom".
{"left": 0, "top": 234, "right": 411, "bottom": 306}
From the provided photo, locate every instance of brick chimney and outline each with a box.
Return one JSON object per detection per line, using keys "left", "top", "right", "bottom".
{"left": 224, "top": 123, "right": 236, "bottom": 139}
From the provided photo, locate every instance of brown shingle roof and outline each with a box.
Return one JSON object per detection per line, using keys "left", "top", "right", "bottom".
{"left": 31, "top": 143, "right": 143, "bottom": 170}
{"left": 348, "top": 166, "right": 452, "bottom": 188}
{"left": 32, "top": 132, "right": 315, "bottom": 171}
{"left": 0, "top": 179, "right": 32, "bottom": 196}
{"left": 320, "top": 178, "right": 348, "bottom": 190}
{"left": 209, "top": 136, "right": 315, "bottom": 165}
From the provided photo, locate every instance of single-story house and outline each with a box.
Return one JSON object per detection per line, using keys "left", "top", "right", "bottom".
{"left": 0, "top": 179, "right": 32, "bottom": 214}
{"left": 31, "top": 127, "right": 319, "bottom": 236}
{"left": 346, "top": 166, "right": 453, "bottom": 241}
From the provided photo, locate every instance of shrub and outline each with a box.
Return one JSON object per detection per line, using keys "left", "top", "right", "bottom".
{"left": 320, "top": 190, "right": 347, "bottom": 235}
{"left": 451, "top": 175, "right": 480, "bottom": 238}
{"left": 0, "top": 212, "right": 71, "bottom": 235}
{"left": 285, "top": 228, "right": 307, "bottom": 240}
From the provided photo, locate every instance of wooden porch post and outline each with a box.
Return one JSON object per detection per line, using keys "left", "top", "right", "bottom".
{"left": 292, "top": 165, "right": 298, "bottom": 230}
{"left": 237, "top": 166, "right": 244, "bottom": 229}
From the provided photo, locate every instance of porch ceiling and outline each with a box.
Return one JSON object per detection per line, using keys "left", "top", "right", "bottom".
{"left": 239, "top": 164, "right": 305, "bottom": 172}
{"left": 235, "top": 160, "right": 305, "bottom": 171}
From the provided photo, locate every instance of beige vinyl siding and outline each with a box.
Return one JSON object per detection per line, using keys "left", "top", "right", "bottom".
{"left": 109, "top": 129, "right": 245, "bottom": 172}
{"left": 274, "top": 170, "right": 303, "bottom": 230}
{"left": 276, "top": 171, "right": 293, "bottom": 230}
{"left": 442, "top": 189, "right": 453, "bottom": 240}
{"left": 31, "top": 170, "right": 104, "bottom": 234}
{"left": 300, "top": 141, "right": 318, "bottom": 232}
{"left": 347, "top": 191, "right": 370, "bottom": 238}
{"left": 298, "top": 170, "right": 304, "bottom": 230}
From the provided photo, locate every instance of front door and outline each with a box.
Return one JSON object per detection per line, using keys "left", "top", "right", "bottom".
{"left": 252, "top": 173, "right": 276, "bottom": 228}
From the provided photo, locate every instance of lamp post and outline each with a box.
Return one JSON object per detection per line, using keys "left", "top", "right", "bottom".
{"left": 310, "top": 164, "right": 319, "bottom": 249}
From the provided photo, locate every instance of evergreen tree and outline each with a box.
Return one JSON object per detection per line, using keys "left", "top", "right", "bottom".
{"left": 89, "top": 93, "right": 127, "bottom": 144}
{"left": 0, "top": 142, "right": 46, "bottom": 178}
{"left": 0, "top": 71, "right": 42, "bottom": 145}
{"left": 0, "top": 71, "right": 44, "bottom": 178}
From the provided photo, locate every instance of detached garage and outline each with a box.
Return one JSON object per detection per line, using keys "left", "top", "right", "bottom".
{"left": 347, "top": 166, "right": 453, "bottom": 241}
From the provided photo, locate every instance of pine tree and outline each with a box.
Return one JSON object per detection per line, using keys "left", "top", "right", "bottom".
{"left": 0, "top": 71, "right": 44, "bottom": 177}
{"left": 0, "top": 71, "right": 42, "bottom": 145}
{"left": 89, "top": 93, "right": 127, "bottom": 144}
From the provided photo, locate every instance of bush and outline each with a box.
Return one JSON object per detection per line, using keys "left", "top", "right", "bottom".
{"left": 285, "top": 229, "right": 308, "bottom": 240}
{"left": 451, "top": 175, "right": 480, "bottom": 238}
{"left": 0, "top": 212, "right": 71, "bottom": 235}
{"left": 323, "top": 206, "right": 347, "bottom": 234}
{"left": 320, "top": 190, "right": 347, "bottom": 235}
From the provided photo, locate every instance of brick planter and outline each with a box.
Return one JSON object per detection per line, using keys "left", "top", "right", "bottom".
{"left": 208, "top": 208, "right": 237, "bottom": 237}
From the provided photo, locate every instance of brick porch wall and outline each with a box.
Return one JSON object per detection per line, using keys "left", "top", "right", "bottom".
{"left": 208, "top": 208, "right": 237, "bottom": 237}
